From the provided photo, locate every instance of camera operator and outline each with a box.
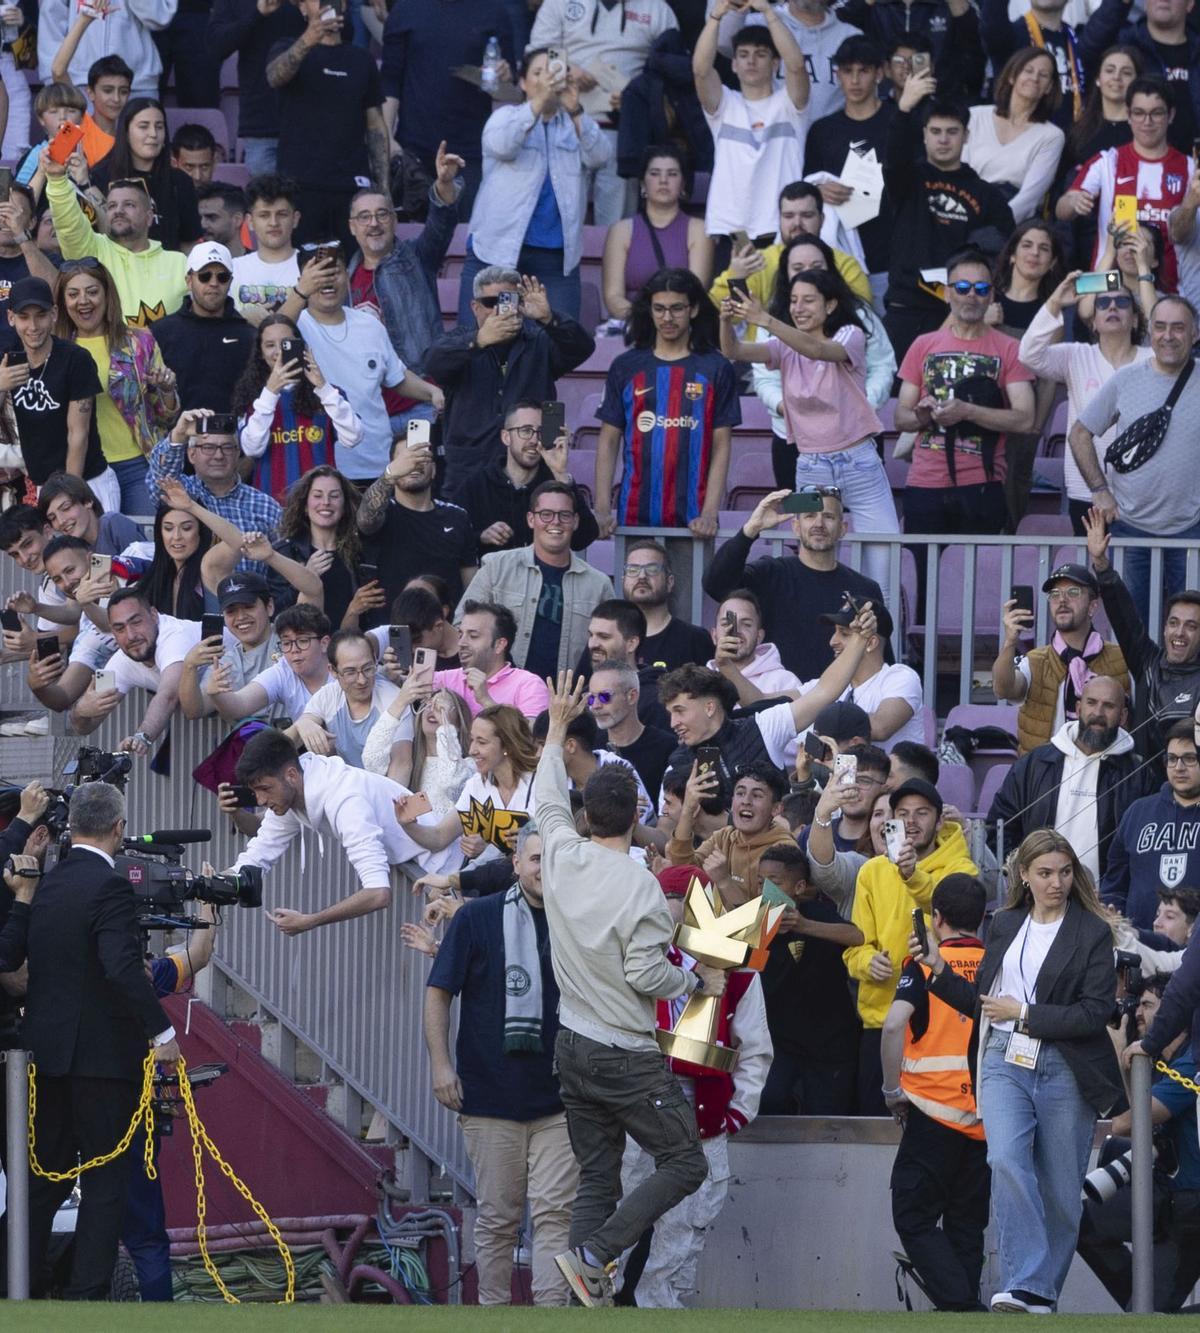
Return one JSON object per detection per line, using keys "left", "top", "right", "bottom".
{"left": 1078, "top": 975, "right": 1200, "bottom": 1311}
{"left": 22, "top": 782, "right": 180, "bottom": 1301}
{"left": 227, "top": 728, "right": 461, "bottom": 937}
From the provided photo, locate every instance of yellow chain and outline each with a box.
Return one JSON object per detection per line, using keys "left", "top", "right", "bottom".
{"left": 1154, "top": 1059, "right": 1200, "bottom": 1097}
{"left": 27, "top": 1050, "right": 294, "bottom": 1304}
{"left": 28, "top": 1050, "right": 157, "bottom": 1182}
{"left": 177, "top": 1055, "right": 296, "bottom": 1305}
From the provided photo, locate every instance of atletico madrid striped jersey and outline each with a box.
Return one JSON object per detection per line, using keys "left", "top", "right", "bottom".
{"left": 597, "top": 349, "right": 740, "bottom": 527}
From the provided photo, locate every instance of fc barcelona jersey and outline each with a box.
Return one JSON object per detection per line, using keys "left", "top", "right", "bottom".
{"left": 598, "top": 349, "right": 740, "bottom": 527}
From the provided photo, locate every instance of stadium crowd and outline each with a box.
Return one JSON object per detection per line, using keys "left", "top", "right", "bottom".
{"left": 0, "top": 0, "right": 1196, "bottom": 1314}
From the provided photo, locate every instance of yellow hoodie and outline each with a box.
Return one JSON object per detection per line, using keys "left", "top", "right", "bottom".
{"left": 843, "top": 822, "right": 978, "bottom": 1029}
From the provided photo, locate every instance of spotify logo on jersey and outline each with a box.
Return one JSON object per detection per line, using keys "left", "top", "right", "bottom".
{"left": 637, "top": 412, "right": 699, "bottom": 431}
{"left": 637, "top": 410, "right": 657, "bottom": 432}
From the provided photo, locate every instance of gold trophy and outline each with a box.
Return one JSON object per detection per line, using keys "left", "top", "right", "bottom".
{"left": 656, "top": 876, "right": 786, "bottom": 1074}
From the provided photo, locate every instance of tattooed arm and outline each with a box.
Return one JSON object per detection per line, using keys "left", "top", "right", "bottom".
{"left": 365, "top": 106, "right": 391, "bottom": 195}
{"left": 356, "top": 471, "right": 395, "bottom": 537}
{"left": 66, "top": 398, "right": 94, "bottom": 479}
{"left": 266, "top": 15, "right": 321, "bottom": 89}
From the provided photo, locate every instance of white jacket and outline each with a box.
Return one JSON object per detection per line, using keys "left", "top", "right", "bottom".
{"left": 232, "top": 752, "right": 459, "bottom": 890}
{"left": 37, "top": 0, "right": 177, "bottom": 96}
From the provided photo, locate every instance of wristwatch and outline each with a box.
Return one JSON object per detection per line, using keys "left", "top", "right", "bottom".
{"left": 693, "top": 972, "right": 705, "bottom": 994}
{"left": 132, "top": 730, "right": 151, "bottom": 749}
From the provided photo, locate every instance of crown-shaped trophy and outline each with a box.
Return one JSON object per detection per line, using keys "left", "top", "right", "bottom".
{"left": 655, "top": 876, "right": 787, "bottom": 1074}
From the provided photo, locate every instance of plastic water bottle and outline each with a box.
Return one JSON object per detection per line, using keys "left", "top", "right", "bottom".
{"left": 481, "top": 36, "right": 500, "bottom": 93}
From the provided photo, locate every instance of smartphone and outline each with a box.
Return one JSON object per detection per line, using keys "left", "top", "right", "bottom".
{"left": 403, "top": 791, "right": 433, "bottom": 819}
{"left": 841, "top": 590, "right": 866, "bottom": 616}
{"left": 196, "top": 413, "right": 236, "bottom": 436}
{"left": 0, "top": 167, "right": 12, "bottom": 204}
{"left": 48, "top": 121, "right": 85, "bottom": 166}
{"left": 540, "top": 400, "right": 565, "bottom": 447}
{"left": 0, "top": 607, "right": 20, "bottom": 633}
{"left": 496, "top": 290, "right": 519, "bottom": 316}
{"left": 1011, "top": 584, "right": 1035, "bottom": 617}
{"left": 834, "top": 752, "right": 857, "bottom": 788}
{"left": 227, "top": 783, "right": 258, "bottom": 809}
{"left": 804, "top": 731, "right": 831, "bottom": 763}
{"left": 406, "top": 418, "right": 431, "bottom": 450}
{"left": 359, "top": 562, "right": 379, "bottom": 585}
{"left": 1112, "top": 194, "right": 1139, "bottom": 233}
{"left": 279, "top": 336, "right": 305, "bottom": 363}
{"left": 912, "top": 906, "right": 929, "bottom": 957}
{"left": 695, "top": 745, "right": 722, "bottom": 777}
{"left": 910, "top": 51, "right": 932, "bottom": 77}
{"left": 201, "top": 613, "right": 224, "bottom": 642}
{"left": 89, "top": 552, "right": 112, "bottom": 580}
{"left": 730, "top": 228, "right": 752, "bottom": 250}
{"left": 546, "top": 47, "right": 566, "bottom": 81}
{"left": 723, "top": 609, "right": 737, "bottom": 632}
{"left": 884, "top": 818, "right": 906, "bottom": 864}
{"left": 5, "top": 349, "right": 25, "bottom": 367}
{"left": 728, "top": 277, "right": 750, "bottom": 300}
{"left": 1075, "top": 270, "right": 1122, "bottom": 296}
{"left": 782, "top": 490, "right": 824, "bottom": 514}
{"left": 35, "top": 635, "right": 59, "bottom": 660}
{"left": 411, "top": 645, "right": 436, "bottom": 688}
{"left": 389, "top": 623, "right": 412, "bottom": 671}
{"left": 93, "top": 667, "right": 117, "bottom": 694}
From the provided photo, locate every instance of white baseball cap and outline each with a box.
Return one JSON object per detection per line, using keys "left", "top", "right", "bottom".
{"left": 185, "top": 241, "right": 234, "bottom": 275}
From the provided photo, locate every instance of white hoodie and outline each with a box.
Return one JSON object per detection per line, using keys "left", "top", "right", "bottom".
{"left": 706, "top": 641, "right": 803, "bottom": 698}
{"left": 1050, "top": 719, "right": 1135, "bottom": 884}
{"left": 233, "top": 752, "right": 459, "bottom": 892}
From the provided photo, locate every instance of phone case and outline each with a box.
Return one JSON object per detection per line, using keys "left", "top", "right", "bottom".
{"left": 884, "top": 819, "right": 905, "bottom": 862}
{"left": 834, "top": 754, "right": 857, "bottom": 786}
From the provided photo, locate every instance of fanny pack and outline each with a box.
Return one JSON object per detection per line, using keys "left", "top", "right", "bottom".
{"left": 1104, "top": 357, "right": 1194, "bottom": 475}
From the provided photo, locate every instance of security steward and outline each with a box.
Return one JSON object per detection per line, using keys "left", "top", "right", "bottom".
{"left": 881, "top": 874, "right": 990, "bottom": 1312}
{"left": 22, "top": 782, "right": 181, "bottom": 1300}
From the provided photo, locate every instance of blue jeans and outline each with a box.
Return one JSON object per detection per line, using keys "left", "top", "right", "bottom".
{"left": 981, "top": 1032, "right": 1097, "bottom": 1302}
{"left": 1109, "top": 517, "right": 1200, "bottom": 631}
{"left": 456, "top": 242, "right": 582, "bottom": 326}
{"left": 111, "top": 456, "right": 153, "bottom": 521}
{"left": 795, "top": 438, "right": 898, "bottom": 597}
{"left": 241, "top": 138, "right": 278, "bottom": 177}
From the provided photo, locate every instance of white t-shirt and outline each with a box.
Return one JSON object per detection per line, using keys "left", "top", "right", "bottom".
{"left": 992, "top": 914, "right": 1065, "bottom": 1032}
{"left": 704, "top": 86, "right": 807, "bottom": 238}
{"left": 1054, "top": 744, "right": 1104, "bottom": 885}
{"left": 843, "top": 662, "right": 926, "bottom": 752}
{"left": 252, "top": 659, "right": 333, "bottom": 722}
{"left": 302, "top": 678, "right": 414, "bottom": 769}
{"left": 752, "top": 700, "right": 801, "bottom": 768}
{"left": 298, "top": 307, "right": 404, "bottom": 479}
{"left": 231, "top": 251, "right": 300, "bottom": 320}
{"left": 109, "top": 614, "right": 201, "bottom": 695}
{"left": 456, "top": 768, "right": 537, "bottom": 865}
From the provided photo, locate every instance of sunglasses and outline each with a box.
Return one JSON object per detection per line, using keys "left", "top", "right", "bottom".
{"left": 950, "top": 280, "right": 993, "bottom": 296}
{"left": 195, "top": 268, "right": 231, "bottom": 284}
{"left": 586, "top": 691, "right": 613, "bottom": 707}
{"left": 59, "top": 257, "right": 101, "bottom": 273}
{"left": 477, "top": 294, "right": 520, "bottom": 309}
{"left": 1094, "top": 293, "right": 1133, "bottom": 311}
{"left": 798, "top": 483, "right": 842, "bottom": 499}
{"left": 109, "top": 178, "right": 151, "bottom": 199}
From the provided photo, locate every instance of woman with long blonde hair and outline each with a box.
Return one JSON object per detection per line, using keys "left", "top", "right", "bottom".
{"left": 914, "top": 828, "right": 1120, "bottom": 1313}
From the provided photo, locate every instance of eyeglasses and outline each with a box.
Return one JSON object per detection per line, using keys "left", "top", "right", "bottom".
{"left": 586, "top": 691, "right": 613, "bottom": 707}
{"left": 651, "top": 302, "right": 690, "bottom": 317}
{"left": 195, "top": 268, "right": 231, "bottom": 284}
{"left": 1129, "top": 106, "right": 1168, "bottom": 121}
{"left": 336, "top": 664, "right": 375, "bottom": 680}
{"left": 280, "top": 636, "right": 318, "bottom": 653}
{"left": 1095, "top": 293, "right": 1133, "bottom": 311}
{"left": 191, "top": 442, "right": 239, "bottom": 456}
{"left": 1166, "top": 753, "right": 1200, "bottom": 767}
{"left": 1048, "top": 586, "right": 1088, "bottom": 602}
{"left": 623, "top": 561, "right": 666, "bottom": 577}
{"left": 351, "top": 209, "right": 395, "bottom": 225}
{"left": 476, "top": 294, "right": 519, "bottom": 309}
{"left": 530, "top": 508, "right": 574, "bottom": 525}
{"left": 506, "top": 425, "right": 541, "bottom": 440}
{"left": 950, "top": 280, "right": 993, "bottom": 296}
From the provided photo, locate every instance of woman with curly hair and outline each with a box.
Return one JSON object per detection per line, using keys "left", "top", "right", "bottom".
{"left": 232, "top": 314, "right": 363, "bottom": 499}
{"left": 270, "top": 465, "right": 361, "bottom": 630}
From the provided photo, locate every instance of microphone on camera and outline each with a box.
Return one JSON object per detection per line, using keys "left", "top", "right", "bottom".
{"left": 127, "top": 829, "right": 213, "bottom": 846}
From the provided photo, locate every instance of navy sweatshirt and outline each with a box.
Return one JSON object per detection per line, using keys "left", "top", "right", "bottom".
{"left": 1100, "top": 783, "right": 1200, "bottom": 931}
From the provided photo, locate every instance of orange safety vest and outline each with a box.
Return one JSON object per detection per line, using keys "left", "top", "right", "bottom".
{"left": 900, "top": 938, "right": 985, "bottom": 1140}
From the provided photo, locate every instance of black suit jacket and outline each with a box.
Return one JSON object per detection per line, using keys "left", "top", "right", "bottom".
{"left": 930, "top": 897, "right": 1122, "bottom": 1114}
{"left": 21, "top": 847, "right": 169, "bottom": 1081}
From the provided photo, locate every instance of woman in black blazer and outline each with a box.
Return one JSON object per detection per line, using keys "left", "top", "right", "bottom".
{"left": 917, "top": 829, "right": 1120, "bottom": 1315}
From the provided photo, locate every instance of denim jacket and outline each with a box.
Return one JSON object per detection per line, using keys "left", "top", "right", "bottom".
{"left": 468, "top": 102, "right": 610, "bottom": 276}
{"left": 347, "top": 184, "right": 460, "bottom": 371}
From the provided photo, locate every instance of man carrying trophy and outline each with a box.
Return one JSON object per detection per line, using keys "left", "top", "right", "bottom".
{"left": 535, "top": 671, "right": 727, "bottom": 1309}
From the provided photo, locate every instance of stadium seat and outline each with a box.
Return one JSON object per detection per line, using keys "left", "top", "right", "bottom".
{"left": 1015, "top": 514, "right": 1071, "bottom": 537}
{"left": 975, "top": 762, "right": 1012, "bottom": 821}
{"left": 212, "top": 163, "right": 249, "bottom": 187}
{"left": 165, "top": 107, "right": 230, "bottom": 158}
{"left": 726, "top": 448, "right": 776, "bottom": 510}
{"left": 936, "top": 762, "right": 976, "bottom": 815}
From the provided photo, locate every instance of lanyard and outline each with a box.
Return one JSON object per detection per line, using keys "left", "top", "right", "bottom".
{"left": 1015, "top": 917, "right": 1038, "bottom": 1005}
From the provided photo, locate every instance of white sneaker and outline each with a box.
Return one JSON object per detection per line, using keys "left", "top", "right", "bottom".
{"left": 22, "top": 717, "right": 48, "bottom": 736}
{"left": 0, "top": 719, "right": 30, "bottom": 736}
{"left": 991, "top": 1290, "right": 1053, "bottom": 1314}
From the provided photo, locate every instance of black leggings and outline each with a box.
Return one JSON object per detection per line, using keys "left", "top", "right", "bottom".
{"left": 771, "top": 433, "right": 795, "bottom": 490}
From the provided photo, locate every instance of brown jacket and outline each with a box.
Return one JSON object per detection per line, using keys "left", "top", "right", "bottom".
{"left": 666, "top": 823, "right": 792, "bottom": 906}
{"left": 1017, "top": 640, "right": 1128, "bottom": 753}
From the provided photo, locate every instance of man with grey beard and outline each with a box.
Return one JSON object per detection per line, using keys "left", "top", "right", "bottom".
{"left": 986, "top": 674, "right": 1155, "bottom": 882}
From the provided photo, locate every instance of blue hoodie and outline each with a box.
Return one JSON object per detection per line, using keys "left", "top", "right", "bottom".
{"left": 1100, "top": 784, "right": 1200, "bottom": 931}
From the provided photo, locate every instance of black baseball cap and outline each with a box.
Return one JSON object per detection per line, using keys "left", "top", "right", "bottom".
{"left": 8, "top": 277, "right": 53, "bottom": 312}
{"left": 811, "top": 700, "right": 872, "bottom": 745}
{"left": 217, "top": 571, "right": 270, "bottom": 610}
{"left": 1042, "top": 563, "right": 1098, "bottom": 596}
{"left": 889, "top": 777, "right": 944, "bottom": 815}
{"left": 818, "top": 602, "right": 895, "bottom": 640}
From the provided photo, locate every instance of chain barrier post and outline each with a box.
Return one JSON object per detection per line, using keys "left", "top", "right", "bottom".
{"left": 5, "top": 1049, "right": 29, "bottom": 1300}
{"left": 1129, "top": 1052, "right": 1154, "bottom": 1314}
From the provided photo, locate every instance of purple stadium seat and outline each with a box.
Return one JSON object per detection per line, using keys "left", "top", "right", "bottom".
{"left": 1039, "top": 397, "right": 1068, "bottom": 457}
{"left": 395, "top": 222, "right": 423, "bottom": 244}
{"left": 1030, "top": 456, "right": 1064, "bottom": 495}
{"left": 975, "top": 762, "right": 1012, "bottom": 820}
{"left": 935, "top": 545, "right": 1041, "bottom": 638}
{"left": 580, "top": 280, "right": 604, "bottom": 332}
{"left": 573, "top": 338, "right": 623, "bottom": 376}
{"left": 1016, "top": 514, "right": 1071, "bottom": 536}
{"left": 581, "top": 225, "right": 607, "bottom": 260}
{"left": 726, "top": 448, "right": 776, "bottom": 510}
{"left": 569, "top": 392, "right": 604, "bottom": 437}
{"left": 738, "top": 396, "right": 772, "bottom": 431}
{"left": 436, "top": 277, "right": 459, "bottom": 323}
{"left": 165, "top": 107, "right": 230, "bottom": 158}
{"left": 588, "top": 539, "right": 614, "bottom": 576}
{"left": 937, "top": 763, "right": 976, "bottom": 815}
{"left": 220, "top": 55, "right": 238, "bottom": 88}
{"left": 943, "top": 703, "right": 1020, "bottom": 794}
{"left": 212, "top": 162, "right": 249, "bottom": 187}
{"left": 558, "top": 378, "right": 604, "bottom": 431}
